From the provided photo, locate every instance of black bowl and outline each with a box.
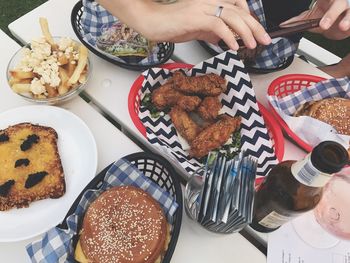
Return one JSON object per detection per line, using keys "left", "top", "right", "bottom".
{"left": 58, "top": 151, "right": 183, "bottom": 263}
{"left": 197, "top": 40, "right": 294, "bottom": 74}
{"left": 71, "top": 1, "right": 175, "bottom": 71}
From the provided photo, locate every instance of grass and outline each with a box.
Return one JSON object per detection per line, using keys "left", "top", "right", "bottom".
{"left": 0, "top": 0, "right": 348, "bottom": 58}
{"left": 0, "top": 0, "right": 47, "bottom": 36}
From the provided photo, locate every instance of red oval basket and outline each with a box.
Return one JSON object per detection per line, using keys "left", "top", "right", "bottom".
{"left": 128, "top": 63, "right": 285, "bottom": 166}
{"left": 267, "top": 74, "right": 326, "bottom": 152}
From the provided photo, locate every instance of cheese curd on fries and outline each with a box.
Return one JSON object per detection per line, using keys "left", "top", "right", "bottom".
{"left": 8, "top": 18, "right": 89, "bottom": 100}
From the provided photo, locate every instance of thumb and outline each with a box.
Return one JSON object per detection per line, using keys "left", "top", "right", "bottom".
{"left": 280, "top": 11, "right": 310, "bottom": 26}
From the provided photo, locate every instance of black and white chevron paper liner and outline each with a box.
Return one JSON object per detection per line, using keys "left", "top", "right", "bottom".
{"left": 138, "top": 51, "right": 278, "bottom": 176}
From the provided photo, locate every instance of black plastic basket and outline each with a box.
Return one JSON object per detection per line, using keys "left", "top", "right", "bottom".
{"left": 58, "top": 151, "right": 183, "bottom": 263}
{"left": 71, "top": 1, "right": 175, "bottom": 71}
{"left": 197, "top": 40, "right": 294, "bottom": 74}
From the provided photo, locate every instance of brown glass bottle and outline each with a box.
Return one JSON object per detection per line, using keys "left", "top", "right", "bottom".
{"left": 250, "top": 141, "right": 349, "bottom": 233}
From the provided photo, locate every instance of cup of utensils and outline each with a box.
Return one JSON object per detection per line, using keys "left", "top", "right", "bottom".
{"left": 185, "top": 151, "right": 257, "bottom": 234}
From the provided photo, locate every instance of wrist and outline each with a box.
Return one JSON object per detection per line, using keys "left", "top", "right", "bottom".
{"left": 137, "top": 3, "right": 175, "bottom": 41}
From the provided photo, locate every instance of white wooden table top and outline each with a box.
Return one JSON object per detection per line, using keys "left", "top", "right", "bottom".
{"left": 8, "top": 0, "right": 312, "bottom": 174}
{"left": 8, "top": 0, "right": 336, "bottom": 252}
{"left": 4, "top": 3, "right": 267, "bottom": 262}
{"left": 0, "top": 29, "right": 143, "bottom": 261}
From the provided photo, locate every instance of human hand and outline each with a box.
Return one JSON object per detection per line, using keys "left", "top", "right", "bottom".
{"left": 138, "top": 0, "right": 271, "bottom": 50}
{"left": 280, "top": 0, "right": 350, "bottom": 40}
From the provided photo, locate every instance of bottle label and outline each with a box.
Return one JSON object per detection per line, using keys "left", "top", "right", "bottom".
{"left": 258, "top": 211, "right": 294, "bottom": 229}
{"left": 291, "top": 153, "right": 331, "bottom": 187}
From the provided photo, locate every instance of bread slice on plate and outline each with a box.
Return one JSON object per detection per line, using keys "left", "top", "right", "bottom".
{"left": 0, "top": 122, "right": 65, "bottom": 211}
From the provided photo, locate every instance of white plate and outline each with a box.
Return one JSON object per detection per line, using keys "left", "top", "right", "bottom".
{"left": 0, "top": 105, "right": 97, "bottom": 242}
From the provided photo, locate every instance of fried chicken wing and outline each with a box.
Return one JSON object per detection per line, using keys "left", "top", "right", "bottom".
{"left": 169, "top": 106, "right": 202, "bottom": 143}
{"left": 172, "top": 71, "right": 227, "bottom": 96}
{"left": 177, "top": 96, "right": 202, "bottom": 112}
{"left": 151, "top": 82, "right": 201, "bottom": 111}
{"left": 197, "top": 96, "right": 222, "bottom": 121}
{"left": 190, "top": 115, "right": 241, "bottom": 158}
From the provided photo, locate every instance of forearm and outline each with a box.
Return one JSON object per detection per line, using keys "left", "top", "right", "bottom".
{"left": 97, "top": 0, "right": 157, "bottom": 36}
{"left": 319, "top": 64, "right": 350, "bottom": 78}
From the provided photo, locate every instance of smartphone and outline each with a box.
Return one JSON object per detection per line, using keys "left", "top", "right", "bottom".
{"left": 267, "top": 18, "right": 321, "bottom": 39}
{"left": 218, "top": 18, "right": 321, "bottom": 49}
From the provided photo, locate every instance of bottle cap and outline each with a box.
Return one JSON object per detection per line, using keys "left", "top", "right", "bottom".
{"left": 311, "top": 141, "right": 349, "bottom": 174}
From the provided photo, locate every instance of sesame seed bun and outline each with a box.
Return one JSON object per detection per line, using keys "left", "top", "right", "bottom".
{"left": 75, "top": 186, "right": 168, "bottom": 263}
{"left": 294, "top": 98, "right": 350, "bottom": 136}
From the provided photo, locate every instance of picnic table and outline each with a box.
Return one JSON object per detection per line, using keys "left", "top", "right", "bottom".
{"left": 0, "top": 0, "right": 334, "bottom": 261}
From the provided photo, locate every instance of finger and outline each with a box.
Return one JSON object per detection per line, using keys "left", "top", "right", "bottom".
{"left": 200, "top": 33, "right": 221, "bottom": 45}
{"left": 203, "top": 4, "right": 251, "bottom": 48}
{"left": 201, "top": 0, "right": 248, "bottom": 11}
{"left": 233, "top": 0, "right": 250, "bottom": 13}
{"left": 217, "top": 8, "right": 258, "bottom": 48}
{"left": 320, "top": 0, "right": 349, "bottom": 30}
{"left": 339, "top": 9, "right": 350, "bottom": 31}
{"left": 239, "top": 12, "right": 271, "bottom": 45}
{"left": 205, "top": 17, "right": 240, "bottom": 50}
{"left": 280, "top": 10, "right": 311, "bottom": 26}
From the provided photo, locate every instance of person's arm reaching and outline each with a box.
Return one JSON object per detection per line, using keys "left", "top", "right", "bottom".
{"left": 281, "top": 0, "right": 350, "bottom": 40}
{"left": 97, "top": 0, "right": 271, "bottom": 50}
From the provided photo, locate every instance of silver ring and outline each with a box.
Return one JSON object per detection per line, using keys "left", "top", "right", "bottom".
{"left": 215, "top": 6, "right": 224, "bottom": 18}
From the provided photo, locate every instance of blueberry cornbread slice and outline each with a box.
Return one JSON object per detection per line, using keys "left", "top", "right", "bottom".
{"left": 0, "top": 123, "right": 65, "bottom": 211}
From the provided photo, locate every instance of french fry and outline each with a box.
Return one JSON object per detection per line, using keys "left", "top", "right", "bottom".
{"left": 11, "top": 83, "right": 31, "bottom": 93}
{"left": 34, "top": 94, "right": 46, "bottom": 99}
{"left": 45, "top": 85, "right": 58, "bottom": 98}
{"left": 10, "top": 70, "right": 35, "bottom": 80}
{"left": 66, "top": 58, "right": 77, "bottom": 78}
{"left": 9, "top": 77, "right": 31, "bottom": 86}
{"left": 68, "top": 45, "right": 88, "bottom": 85}
{"left": 58, "top": 84, "right": 69, "bottom": 95}
{"left": 58, "top": 67, "right": 69, "bottom": 95}
{"left": 58, "top": 67, "right": 69, "bottom": 84}
{"left": 57, "top": 53, "right": 69, "bottom": 66}
{"left": 78, "top": 73, "right": 87, "bottom": 84}
{"left": 39, "top": 17, "right": 58, "bottom": 50}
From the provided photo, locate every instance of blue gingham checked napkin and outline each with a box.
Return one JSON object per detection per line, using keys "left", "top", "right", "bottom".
{"left": 268, "top": 77, "right": 350, "bottom": 148}
{"left": 80, "top": 0, "right": 159, "bottom": 66}
{"left": 26, "top": 158, "right": 178, "bottom": 263}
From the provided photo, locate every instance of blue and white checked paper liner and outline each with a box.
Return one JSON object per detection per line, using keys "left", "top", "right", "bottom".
{"left": 202, "top": 0, "right": 299, "bottom": 70}
{"left": 26, "top": 158, "right": 178, "bottom": 263}
{"left": 137, "top": 50, "right": 278, "bottom": 177}
{"left": 268, "top": 77, "right": 350, "bottom": 148}
{"left": 80, "top": 0, "right": 160, "bottom": 66}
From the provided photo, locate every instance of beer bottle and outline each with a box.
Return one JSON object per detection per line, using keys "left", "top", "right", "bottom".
{"left": 251, "top": 141, "right": 349, "bottom": 233}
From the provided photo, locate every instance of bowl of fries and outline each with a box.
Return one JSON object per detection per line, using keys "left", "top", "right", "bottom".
{"left": 6, "top": 18, "right": 90, "bottom": 105}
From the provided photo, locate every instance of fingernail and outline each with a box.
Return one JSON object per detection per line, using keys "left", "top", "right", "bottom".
{"left": 263, "top": 33, "right": 271, "bottom": 44}
{"left": 341, "top": 19, "right": 350, "bottom": 30}
{"left": 232, "top": 42, "right": 239, "bottom": 50}
{"left": 320, "top": 17, "right": 331, "bottom": 29}
{"left": 249, "top": 41, "right": 257, "bottom": 49}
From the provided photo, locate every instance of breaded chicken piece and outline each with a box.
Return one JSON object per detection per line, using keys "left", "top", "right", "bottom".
{"left": 197, "top": 96, "right": 222, "bottom": 121}
{"left": 152, "top": 82, "right": 201, "bottom": 111}
{"left": 177, "top": 96, "right": 202, "bottom": 112}
{"left": 169, "top": 107, "right": 202, "bottom": 143}
{"left": 190, "top": 115, "right": 241, "bottom": 158}
{"left": 172, "top": 71, "right": 227, "bottom": 96}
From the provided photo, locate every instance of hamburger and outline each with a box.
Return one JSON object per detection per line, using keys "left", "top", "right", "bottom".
{"left": 75, "top": 186, "right": 170, "bottom": 263}
{"left": 294, "top": 97, "right": 350, "bottom": 136}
